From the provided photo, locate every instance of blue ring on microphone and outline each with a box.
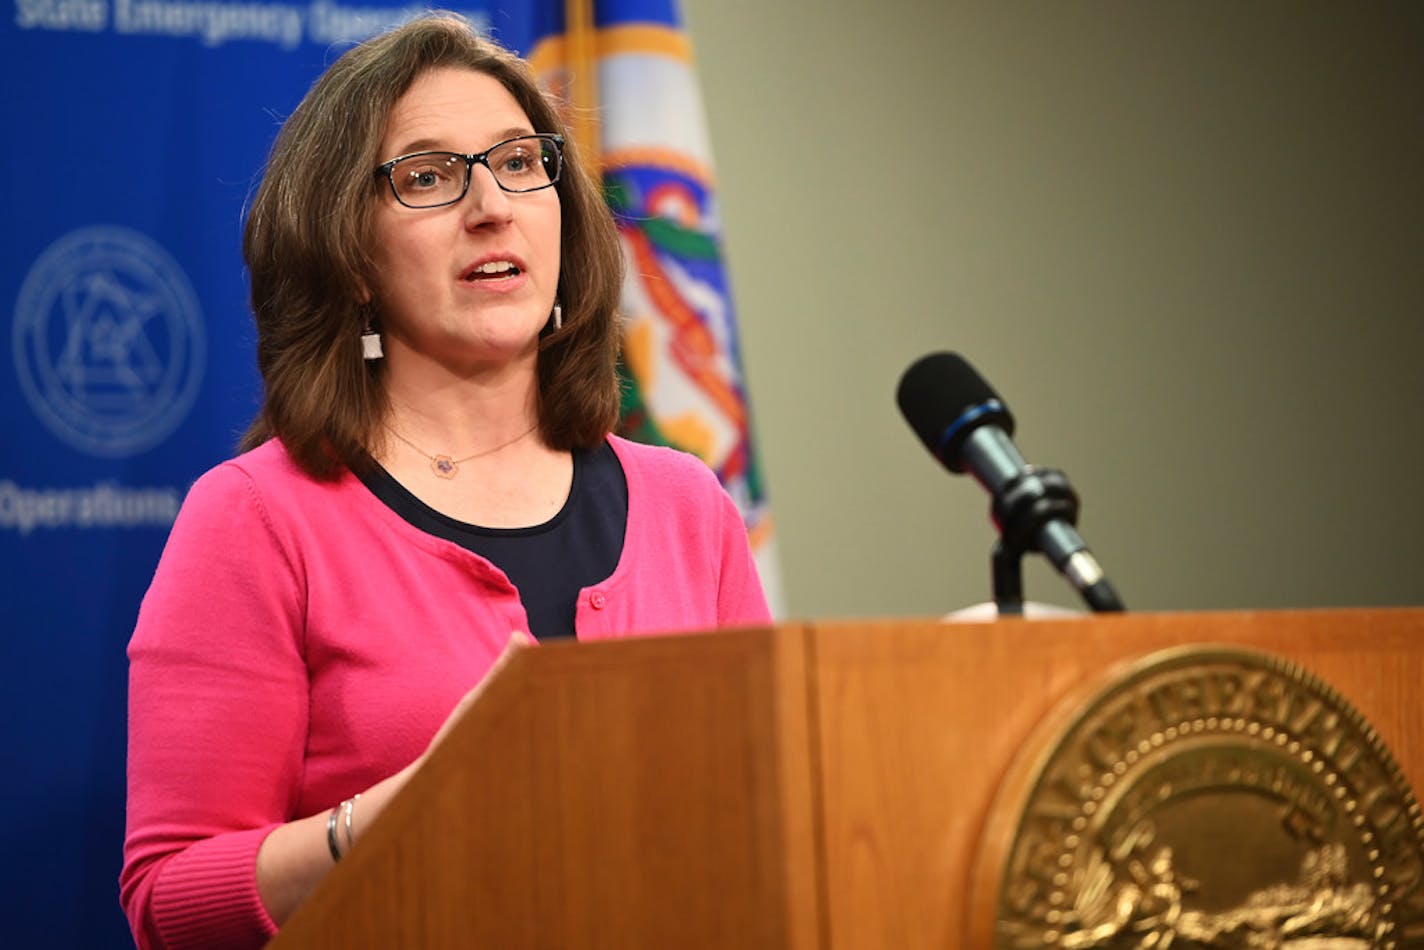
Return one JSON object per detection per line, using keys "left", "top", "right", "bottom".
{"left": 933, "top": 400, "right": 1006, "bottom": 462}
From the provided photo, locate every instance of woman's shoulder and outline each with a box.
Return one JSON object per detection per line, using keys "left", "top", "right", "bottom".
{"left": 606, "top": 434, "right": 739, "bottom": 527}
{"left": 184, "top": 439, "right": 353, "bottom": 519}
{"left": 606, "top": 434, "right": 721, "bottom": 489}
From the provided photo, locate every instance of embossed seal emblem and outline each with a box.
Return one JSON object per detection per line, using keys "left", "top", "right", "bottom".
{"left": 973, "top": 647, "right": 1424, "bottom": 948}
{"left": 12, "top": 225, "right": 205, "bottom": 458}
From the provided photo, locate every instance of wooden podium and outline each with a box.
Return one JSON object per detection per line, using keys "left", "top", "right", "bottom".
{"left": 268, "top": 608, "right": 1424, "bottom": 948}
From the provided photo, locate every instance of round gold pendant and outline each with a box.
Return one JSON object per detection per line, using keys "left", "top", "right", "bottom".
{"left": 431, "top": 455, "right": 458, "bottom": 479}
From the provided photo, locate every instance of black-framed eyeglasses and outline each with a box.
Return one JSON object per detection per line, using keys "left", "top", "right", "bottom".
{"left": 374, "top": 134, "right": 564, "bottom": 209}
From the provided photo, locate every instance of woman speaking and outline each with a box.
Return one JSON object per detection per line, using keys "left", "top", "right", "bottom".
{"left": 120, "top": 13, "right": 770, "bottom": 948}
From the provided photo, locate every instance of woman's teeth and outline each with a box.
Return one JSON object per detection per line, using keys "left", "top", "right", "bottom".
{"left": 467, "top": 261, "right": 519, "bottom": 280}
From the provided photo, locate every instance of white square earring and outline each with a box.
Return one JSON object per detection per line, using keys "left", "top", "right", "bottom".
{"left": 361, "top": 327, "right": 384, "bottom": 360}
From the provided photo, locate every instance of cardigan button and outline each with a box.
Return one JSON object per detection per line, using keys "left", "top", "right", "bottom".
{"left": 589, "top": 592, "right": 607, "bottom": 610}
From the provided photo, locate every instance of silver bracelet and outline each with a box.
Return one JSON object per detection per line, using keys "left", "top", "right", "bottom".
{"left": 342, "top": 793, "right": 362, "bottom": 853}
{"left": 326, "top": 803, "right": 343, "bottom": 863}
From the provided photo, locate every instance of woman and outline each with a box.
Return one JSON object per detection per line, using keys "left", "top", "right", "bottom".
{"left": 120, "top": 13, "right": 771, "bottom": 949}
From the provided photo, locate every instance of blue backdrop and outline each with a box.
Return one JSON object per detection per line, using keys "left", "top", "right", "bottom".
{"left": 0, "top": 2, "right": 606, "bottom": 944}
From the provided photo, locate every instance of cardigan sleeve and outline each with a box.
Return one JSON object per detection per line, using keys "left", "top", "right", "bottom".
{"left": 120, "top": 461, "right": 309, "bottom": 950}
{"left": 712, "top": 478, "right": 774, "bottom": 628}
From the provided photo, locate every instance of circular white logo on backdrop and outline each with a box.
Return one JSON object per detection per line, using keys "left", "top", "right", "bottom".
{"left": 13, "top": 226, "right": 206, "bottom": 458}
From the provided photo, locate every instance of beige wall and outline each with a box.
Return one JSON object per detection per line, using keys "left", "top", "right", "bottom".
{"left": 680, "top": 1, "right": 1423, "bottom": 617}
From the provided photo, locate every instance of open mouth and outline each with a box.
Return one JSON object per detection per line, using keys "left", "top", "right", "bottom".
{"left": 463, "top": 260, "right": 522, "bottom": 282}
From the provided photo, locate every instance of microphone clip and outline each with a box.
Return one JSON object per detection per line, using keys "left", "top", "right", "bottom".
{"left": 988, "top": 467, "right": 1080, "bottom": 617}
{"left": 990, "top": 466, "right": 1080, "bottom": 554}
{"left": 988, "top": 465, "right": 1123, "bottom": 615}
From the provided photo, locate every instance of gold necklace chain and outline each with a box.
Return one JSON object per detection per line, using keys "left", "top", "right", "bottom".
{"left": 385, "top": 422, "right": 538, "bottom": 480}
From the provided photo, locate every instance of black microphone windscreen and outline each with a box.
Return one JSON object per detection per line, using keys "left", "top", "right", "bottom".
{"left": 896, "top": 352, "right": 1015, "bottom": 468}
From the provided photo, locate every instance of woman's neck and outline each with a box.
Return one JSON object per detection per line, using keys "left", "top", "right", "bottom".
{"left": 372, "top": 352, "right": 573, "bottom": 529}
{"left": 379, "top": 350, "right": 540, "bottom": 456}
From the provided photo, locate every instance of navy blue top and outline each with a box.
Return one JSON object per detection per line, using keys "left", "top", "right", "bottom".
{"left": 358, "top": 441, "right": 628, "bottom": 639}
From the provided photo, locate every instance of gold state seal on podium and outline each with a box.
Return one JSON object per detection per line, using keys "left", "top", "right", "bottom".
{"left": 972, "top": 645, "right": 1424, "bottom": 948}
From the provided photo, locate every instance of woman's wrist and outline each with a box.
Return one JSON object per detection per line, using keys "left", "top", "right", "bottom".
{"left": 325, "top": 792, "right": 364, "bottom": 862}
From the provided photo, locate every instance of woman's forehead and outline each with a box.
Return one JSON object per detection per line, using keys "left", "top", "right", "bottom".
{"left": 383, "top": 68, "right": 532, "bottom": 153}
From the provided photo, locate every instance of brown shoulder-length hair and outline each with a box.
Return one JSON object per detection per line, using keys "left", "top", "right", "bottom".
{"left": 239, "top": 12, "right": 624, "bottom": 478}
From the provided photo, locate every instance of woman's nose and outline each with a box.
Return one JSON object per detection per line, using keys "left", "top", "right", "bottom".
{"left": 462, "top": 165, "right": 514, "bottom": 227}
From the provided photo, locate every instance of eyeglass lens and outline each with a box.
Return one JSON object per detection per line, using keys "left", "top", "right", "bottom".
{"left": 388, "top": 137, "right": 559, "bottom": 207}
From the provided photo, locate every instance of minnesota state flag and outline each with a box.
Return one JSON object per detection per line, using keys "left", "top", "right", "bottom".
{"left": 526, "top": 1, "right": 784, "bottom": 614}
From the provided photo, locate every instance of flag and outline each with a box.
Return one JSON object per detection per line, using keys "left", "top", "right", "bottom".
{"left": 528, "top": 0, "right": 785, "bottom": 615}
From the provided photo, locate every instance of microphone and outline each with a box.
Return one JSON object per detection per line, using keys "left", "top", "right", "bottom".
{"left": 896, "top": 351, "right": 1124, "bottom": 613}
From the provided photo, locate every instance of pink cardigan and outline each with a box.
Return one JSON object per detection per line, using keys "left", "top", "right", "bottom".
{"left": 121, "top": 436, "right": 770, "bottom": 949}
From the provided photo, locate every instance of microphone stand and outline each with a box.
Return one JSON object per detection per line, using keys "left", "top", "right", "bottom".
{"left": 991, "top": 539, "right": 1026, "bottom": 616}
